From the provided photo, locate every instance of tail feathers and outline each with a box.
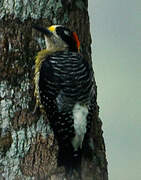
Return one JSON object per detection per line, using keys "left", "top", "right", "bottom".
{"left": 57, "top": 143, "right": 81, "bottom": 175}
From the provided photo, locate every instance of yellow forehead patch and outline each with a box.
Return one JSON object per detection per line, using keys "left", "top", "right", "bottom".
{"left": 48, "top": 25, "right": 55, "bottom": 32}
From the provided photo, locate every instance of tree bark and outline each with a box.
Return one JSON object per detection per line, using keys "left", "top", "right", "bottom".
{"left": 0, "top": 0, "right": 108, "bottom": 179}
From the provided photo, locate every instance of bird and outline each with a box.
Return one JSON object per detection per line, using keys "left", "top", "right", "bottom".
{"left": 33, "top": 24, "right": 95, "bottom": 177}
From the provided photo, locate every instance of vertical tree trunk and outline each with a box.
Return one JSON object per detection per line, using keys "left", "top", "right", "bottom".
{"left": 0, "top": 0, "right": 108, "bottom": 179}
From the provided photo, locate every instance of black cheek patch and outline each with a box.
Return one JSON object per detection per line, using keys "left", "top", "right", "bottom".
{"left": 56, "top": 26, "right": 78, "bottom": 52}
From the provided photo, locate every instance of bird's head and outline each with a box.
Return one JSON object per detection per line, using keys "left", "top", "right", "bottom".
{"left": 33, "top": 25, "right": 80, "bottom": 52}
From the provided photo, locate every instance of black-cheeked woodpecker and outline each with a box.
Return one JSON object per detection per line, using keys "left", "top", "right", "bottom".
{"left": 33, "top": 25, "right": 95, "bottom": 176}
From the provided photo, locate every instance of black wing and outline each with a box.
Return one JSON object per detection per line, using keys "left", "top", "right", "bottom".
{"left": 39, "top": 51, "right": 95, "bottom": 113}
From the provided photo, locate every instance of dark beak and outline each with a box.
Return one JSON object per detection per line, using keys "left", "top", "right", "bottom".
{"left": 32, "top": 25, "right": 52, "bottom": 37}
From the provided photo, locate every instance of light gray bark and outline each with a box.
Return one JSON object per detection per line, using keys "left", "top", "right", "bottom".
{"left": 0, "top": 0, "right": 108, "bottom": 179}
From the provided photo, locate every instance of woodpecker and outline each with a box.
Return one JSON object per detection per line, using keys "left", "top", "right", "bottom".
{"left": 33, "top": 25, "right": 95, "bottom": 176}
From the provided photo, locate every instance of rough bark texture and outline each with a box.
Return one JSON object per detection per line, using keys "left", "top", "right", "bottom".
{"left": 0, "top": 0, "right": 108, "bottom": 179}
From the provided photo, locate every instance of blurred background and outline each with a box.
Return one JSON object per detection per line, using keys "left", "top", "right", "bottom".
{"left": 89, "top": 0, "right": 141, "bottom": 179}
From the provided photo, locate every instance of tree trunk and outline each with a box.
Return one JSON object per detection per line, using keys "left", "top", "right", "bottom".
{"left": 0, "top": 0, "right": 108, "bottom": 179}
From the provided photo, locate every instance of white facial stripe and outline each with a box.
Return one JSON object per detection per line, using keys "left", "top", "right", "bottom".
{"left": 63, "top": 30, "right": 70, "bottom": 36}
